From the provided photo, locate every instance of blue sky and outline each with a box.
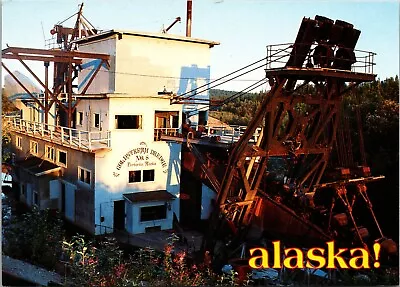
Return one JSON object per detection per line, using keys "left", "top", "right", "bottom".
{"left": 2, "top": 0, "right": 399, "bottom": 92}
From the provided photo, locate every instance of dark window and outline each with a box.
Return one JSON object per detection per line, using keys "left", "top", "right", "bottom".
{"left": 80, "top": 169, "right": 85, "bottom": 181}
{"left": 115, "top": 115, "right": 142, "bottom": 129}
{"left": 172, "top": 115, "right": 179, "bottom": 128}
{"left": 140, "top": 205, "right": 167, "bottom": 222}
{"left": 21, "top": 184, "right": 25, "bottom": 196}
{"left": 78, "top": 168, "right": 91, "bottom": 185}
{"left": 94, "top": 113, "right": 100, "bottom": 128}
{"left": 58, "top": 151, "right": 67, "bottom": 166}
{"left": 143, "top": 169, "right": 155, "bottom": 182}
{"left": 199, "top": 111, "right": 207, "bottom": 126}
{"left": 84, "top": 170, "right": 90, "bottom": 184}
{"left": 129, "top": 170, "right": 141, "bottom": 183}
{"left": 78, "top": 112, "right": 83, "bottom": 125}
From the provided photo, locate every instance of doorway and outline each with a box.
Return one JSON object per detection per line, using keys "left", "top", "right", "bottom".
{"left": 113, "top": 200, "right": 125, "bottom": 231}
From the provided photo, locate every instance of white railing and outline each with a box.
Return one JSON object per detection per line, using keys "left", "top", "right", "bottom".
{"left": 7, "top": 118, "right": 111, "bottom": 150}
{"left": 154, "top": 128, "right": 180, "bottom": 141}
{"left": 204, "top": 125, "right": 262, "bottom": 144}
{"left": 154, "top": 124, "right": 262, "bottom": 144}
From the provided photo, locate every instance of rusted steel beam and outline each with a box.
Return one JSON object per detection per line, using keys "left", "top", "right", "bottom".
{"left": 16, "top": 55, "right": 54, "bottom": 98}
{"left": 265, "top": 67, "right": 376, "bottom": 82}
{"left": 2, "top": 54, "right": 82, "bottom": 64}
{"left": 311, "top": 107, "right": 337, "bottom": 145}
{"left": 299, "top": 156, "right": 326, "bottom": 186}
{"left": 221, "top": 200, "right": 255, "bottom": 209}
{"left": 186, "top": 139, "right": 221, "bottom": 192}
{"left": 242, "top": 149, "right": 267, "bottom": 158}
{"left": 2, "top": 46, "right": 110, "bottom": 60}
{"left": 2, "top": 62, "right": 45, "bottom": 110}
{"left": 49, "top": 72, "right": 75, "bottom": 111}
{"left": 239, "top": 166, "right": 252, "bottom": 195}
{"left": 67, "top": 61, "right": 73, "bottom": 128}
{"left": 72, "top": 98, "right": 81, "bottom": 113}
{"left": 218, "top": 81, "right": 285, "bottom": 206}
{"left": 48, "top": 92, "right": 69, "bottom": 112}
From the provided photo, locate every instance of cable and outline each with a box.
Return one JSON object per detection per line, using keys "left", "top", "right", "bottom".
{"left": 180, "top": 62, "right": 266, "bottom": 101}
{"left": 175, "top": 56, "right": 268, "bottom": 99}
{"left": 57, "top": 13, "right": 78, "bottom": 25}
{"left": 220, "top": 78, "right": 266, "bottom": 104}
{"left": 81, "top": 15, "right": 96, "bottom": 30}
{"left": 176, "top": 47, "right": 291, "bottom": 101}
{"left": 186, "top": 78, "right": 267, "bottom": 117}
{"left": 76, "top": 67, "right": 264, "bottom": 82}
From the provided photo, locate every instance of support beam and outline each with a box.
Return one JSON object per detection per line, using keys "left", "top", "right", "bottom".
{"left": 16, "top": 55, "right": 54, "bottom": 98}
{"left": 2, "top": 54, "right": 82, "bottom": 64}
{"left": 2, "top": 46, "right": 110, "bottom": 61}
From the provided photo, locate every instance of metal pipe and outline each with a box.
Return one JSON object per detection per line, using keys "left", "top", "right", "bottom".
{"left": 186, "top": 0, "right": 192, "bottom": 37}
{"left": 165, "top": 17, "right": 181, "bottom": 33}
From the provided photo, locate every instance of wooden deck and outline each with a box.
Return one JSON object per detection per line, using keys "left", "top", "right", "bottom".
{"left": 7, "top": 118, "right": 111, "bottom": 152}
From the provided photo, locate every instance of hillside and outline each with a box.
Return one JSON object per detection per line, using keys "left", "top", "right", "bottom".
{"left": 209, "top": 89, "right": 264, "bottom": 126}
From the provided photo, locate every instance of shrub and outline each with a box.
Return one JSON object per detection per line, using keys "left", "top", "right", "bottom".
{"left": 3, "top": 207, "right": 64, "bottom": 269}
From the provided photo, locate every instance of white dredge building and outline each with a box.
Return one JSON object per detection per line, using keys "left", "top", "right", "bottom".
{"left": 7, "top": 29, "right": 219, "bottom": 235}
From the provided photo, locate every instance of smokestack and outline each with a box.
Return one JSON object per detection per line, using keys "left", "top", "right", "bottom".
{"left": 186, "top": 0, "right": 192, "bottom": 37}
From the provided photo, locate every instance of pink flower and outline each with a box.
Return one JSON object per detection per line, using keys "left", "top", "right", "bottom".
{"left": 114, "top": 263, "right": 126, "bottom": 278}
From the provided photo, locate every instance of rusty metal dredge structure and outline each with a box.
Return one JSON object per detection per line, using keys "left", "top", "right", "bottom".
{"left": 2, "top": 4, "right": 109, "bottom": 128}
{"left": 175, "top": 15, "right": 397, "bottom": 262}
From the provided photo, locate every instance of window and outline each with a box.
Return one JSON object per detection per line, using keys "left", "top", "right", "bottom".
{"left": 143, "top": 170, "right": 155, "bottom": 182}
{"left": 93, "top": 113, "right": 100, "bottom": 128}
{"left": 45, "top": 146, "right": 55, "bottom": 161}
{"left": 140, "top": 205, "right": 167, "bottom": 222}
{"left": 129, "top": 170, "right": 141, "bottom": 183}
{"left": 77, "top": 111, "right": 83, "bottom": 126}
{"left": 78, "top": 167, "right": 91, "bottom": 185}
{"left": 128, "top": 169, "right": 155, "bottom": 183}
{"left": 16, "top": 136, "right": 22, "bottom": 150}
{"left": 155, "top": 111, "right": 179, "bottom": 128}
{"left": 29, "top": 141, "right": 38, "bottom": 155}
{"left": 21, "top": 184, "right": 25, "bottom": 196}
{"left": 115, "top": 115, "right": 142, "bottom": 129}
{"left": 57, "top": 150, "right": 67, "bottom": 167}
